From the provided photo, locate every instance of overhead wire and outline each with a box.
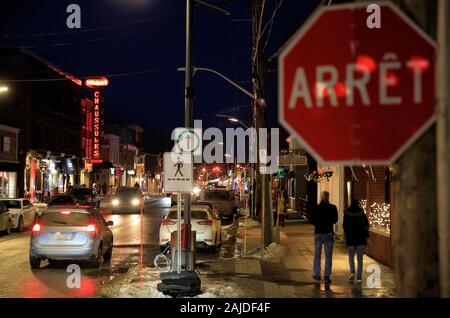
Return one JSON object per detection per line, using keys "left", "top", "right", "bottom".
{"left": 262, "top": 0, "right": 284, "bottom": 53}
{"left": 1, "top": 11, "right": 180, "bottom": 38}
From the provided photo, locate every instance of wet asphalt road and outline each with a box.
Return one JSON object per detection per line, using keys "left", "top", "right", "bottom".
{"left": 0, "top": 197, "right": 237, "bottom": 298}
{"left": 0, "top": 197, "right": 171, "bottom": 298}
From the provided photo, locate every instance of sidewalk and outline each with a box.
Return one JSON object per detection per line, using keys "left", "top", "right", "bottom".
{"left": 199, "top": 216, "right": 396, "bottom": 298}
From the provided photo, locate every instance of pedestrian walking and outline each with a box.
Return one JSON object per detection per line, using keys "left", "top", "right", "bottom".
{"left": 310, "top": 191, "right": 338, "bottom": 285}
{"left": 343, "top": 199, "right": 370, "bottom": 283}
{"left": 102, "top": 182, "right": 108, "bottom": 196}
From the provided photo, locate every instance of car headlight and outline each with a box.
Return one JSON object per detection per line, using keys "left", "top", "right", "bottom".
{"left": 193, "top": 187, "right": 201, "bottom": 195}
{"left": 112, "top": 199, "right": 119, "bottom": 206}
{"left": 132, "top": 198, "right": 140, "bottom": 206}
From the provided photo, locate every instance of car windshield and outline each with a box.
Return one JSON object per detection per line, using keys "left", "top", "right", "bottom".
{"left": 167, "top": 209, "right": 208, "bottom": 220}
{"left": 192, "top": 202, "right": 213, "bottom": 209}
{"left": 115, "top": 188, "right": 141, "bottom": 196}
{"left": 39, "top": 212, "right": 91, "bottom": 226}
{"left": 204, "top": 191, "right": 230, "bottom": 201}
{"left": 70, "top": 188, "right": 93, "bottom": 196}
{"left": 1, "top": 200, "right": 21, "bottom": 209}
{"left": 48, "top": 196, "right": 76, "bottom": 205}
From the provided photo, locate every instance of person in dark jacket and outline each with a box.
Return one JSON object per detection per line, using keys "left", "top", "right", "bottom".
{"left": 343, "top": 199, "right": 370, "bottom": 283}
{"left": 310, "top": 191, "right": 338, "bottom": 285}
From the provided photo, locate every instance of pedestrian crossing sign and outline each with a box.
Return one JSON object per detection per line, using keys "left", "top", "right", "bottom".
{"left": 163, "top": 152, "right": 193, "bottom": 193}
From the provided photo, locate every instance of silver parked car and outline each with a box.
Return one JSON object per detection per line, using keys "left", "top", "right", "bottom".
{"left": 29, "top": 206, "right": 114, "bottom": 269}
{"left": 0, "top": 202, "right": 12, "bottom": 235}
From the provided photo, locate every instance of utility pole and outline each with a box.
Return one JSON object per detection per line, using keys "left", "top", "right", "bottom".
{"left": 436, "top": 0, "right": 450, "bottom": 298}
{"left": 392, "top": 0, "right": 440, "bottom": 297}
{"left": 251, "top": 0, "right": 273, "bottom": 250}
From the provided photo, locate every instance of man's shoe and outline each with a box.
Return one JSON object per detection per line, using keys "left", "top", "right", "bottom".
{"left": 313, "top": 275, "right": 321, "bottom": 281}
{"left": 356, "top": 277, "right": 362, "bottom": 283}
{"left": 349, "top": 273, "right": 355, "bottom": 282}
{"left": 324, "top": 277, "right": 332, "bottom": 285}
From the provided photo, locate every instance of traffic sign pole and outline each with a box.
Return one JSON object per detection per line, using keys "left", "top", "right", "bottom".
{"left": 177, "top": 192, "right": 182, "bottom": 274}
{"left": 183, "top": 0, "right": 194, "bottom": 272}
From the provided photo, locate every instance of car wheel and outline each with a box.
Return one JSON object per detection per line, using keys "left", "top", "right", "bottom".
{"left": 92, "top": 244, "right": 103, "bottom": 268}
{"left": 104, "top": 241, "right": 113, "bottom": 261}
{"left": 217, "top": 233, "right": 222, "bottom": 248}
{"left": 16, "top": 216, "right": 24, "bottom": 233}
{"left": 29, "top": 255, "right": 41, "bottom": 269}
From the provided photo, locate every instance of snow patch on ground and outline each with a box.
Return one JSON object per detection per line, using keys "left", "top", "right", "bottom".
{"left": 244, "top": 242, "right": 284, "bottom": 259}
{"left": 99, "top": 266, "right": 241, "bottom": 298}
{"left": 196, "top": 285, "right": 240, "bottom": 298}
{"left": 238, "top": 217, "right": 260, "bottom": 228}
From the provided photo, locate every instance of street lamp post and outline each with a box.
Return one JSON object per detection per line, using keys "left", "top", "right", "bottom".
{"left": 183, "top": 0, "right": 194, "bottom": 269}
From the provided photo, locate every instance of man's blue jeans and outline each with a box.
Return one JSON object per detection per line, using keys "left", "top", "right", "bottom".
{"left": 348, "top": 245, "right": 365, "bottom": 279}
{"left": 314, "top": 233, "right": 334, "bottom": 279}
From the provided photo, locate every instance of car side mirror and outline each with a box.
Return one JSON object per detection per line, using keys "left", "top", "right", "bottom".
{"left": 107, "top": 221, "right": 114, "bottom": 226}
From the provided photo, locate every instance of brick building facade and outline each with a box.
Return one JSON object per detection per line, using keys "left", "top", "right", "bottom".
{"left": 344, "top": 166, "right": 393, "bottom": 266}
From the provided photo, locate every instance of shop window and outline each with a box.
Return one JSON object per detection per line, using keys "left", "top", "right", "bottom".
{"left": 361, "top": 199, "right": 391, "bottom": 235}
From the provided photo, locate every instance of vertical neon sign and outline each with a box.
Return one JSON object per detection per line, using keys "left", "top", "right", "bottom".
{"left": 85, "top": 77, "right": 108, "bottom": 164}
{"left": 93, "top": 90, "right": 101, "bottom": 161}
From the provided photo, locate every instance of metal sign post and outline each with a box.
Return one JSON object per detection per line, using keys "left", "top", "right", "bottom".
{"left": 177, "top": 191, "right": 182, "bottom": 274}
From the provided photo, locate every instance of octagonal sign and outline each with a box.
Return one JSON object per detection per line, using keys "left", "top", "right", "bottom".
{"left": 278, "top": 2, "right": 436, "bottom": 164}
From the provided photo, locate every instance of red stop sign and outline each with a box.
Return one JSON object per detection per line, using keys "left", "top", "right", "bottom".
{"left": 279, "top": 3, "right": 436, "bottom": 163}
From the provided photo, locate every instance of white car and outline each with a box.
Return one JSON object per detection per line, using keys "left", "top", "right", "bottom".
{"left": 159, "top": 204, "right": 222, "bottom": 252}
{"left": 0, "top": 201, "right": 12, "bottom": 235}
{"left": 0, "top": 199, "right": 39, "bottom": 232}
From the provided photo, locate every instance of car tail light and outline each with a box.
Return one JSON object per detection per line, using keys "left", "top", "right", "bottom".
{"left": 86, "top": 224, "right": 97, "bottom": 236}
{"left": 162, "top": 219, "right": 177, "bottom": 225}
{"left": 198, "top": 220, "right": 213, "bottom": 225}
{"left": 32, "top": 224, "right": 41, "bottom": 232}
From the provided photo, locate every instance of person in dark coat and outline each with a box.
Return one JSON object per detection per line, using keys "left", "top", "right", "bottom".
{"left": 310, "top": 191, "right": 338, "bottom": 285}
{"left": 343, "top": 199, "right": 370, "bottom": 283}
{"left": 101, "top": 182, "right": 108, "bottom": 196}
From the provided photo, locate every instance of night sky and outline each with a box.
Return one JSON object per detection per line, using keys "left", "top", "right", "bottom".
{"left": 1, "top": 0, "right": 320, "bottom": 153}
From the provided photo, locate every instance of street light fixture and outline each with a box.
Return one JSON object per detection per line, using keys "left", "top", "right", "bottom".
{"left": 0, "top": 86, "right": 9, "bottom": 94}
{"left": 216, "top": 114, "right": 250, "bottom": 129}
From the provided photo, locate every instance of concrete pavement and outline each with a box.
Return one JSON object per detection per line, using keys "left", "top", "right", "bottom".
{"left": 198, "top": 216, "right": 396, "bottom": 298}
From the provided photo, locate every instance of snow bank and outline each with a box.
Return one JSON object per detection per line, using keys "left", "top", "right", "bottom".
{"left": 100, "top": 266, "right": 241, "bottom": 298}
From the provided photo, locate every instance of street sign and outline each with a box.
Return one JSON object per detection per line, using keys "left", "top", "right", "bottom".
{"left": 278, "top": 2, "right": 436, "bottom": 164}
{"left": 173, "top": 128, "right": 202, "bottom": 156}
{"left": 278, "top": 153, "right": 307, "bottom": 166}
{"left": 277, "top": 168, "right": 285, "bottom": 179}
{"left": 163, "top": 152, "right": 193, "bottom": 193}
